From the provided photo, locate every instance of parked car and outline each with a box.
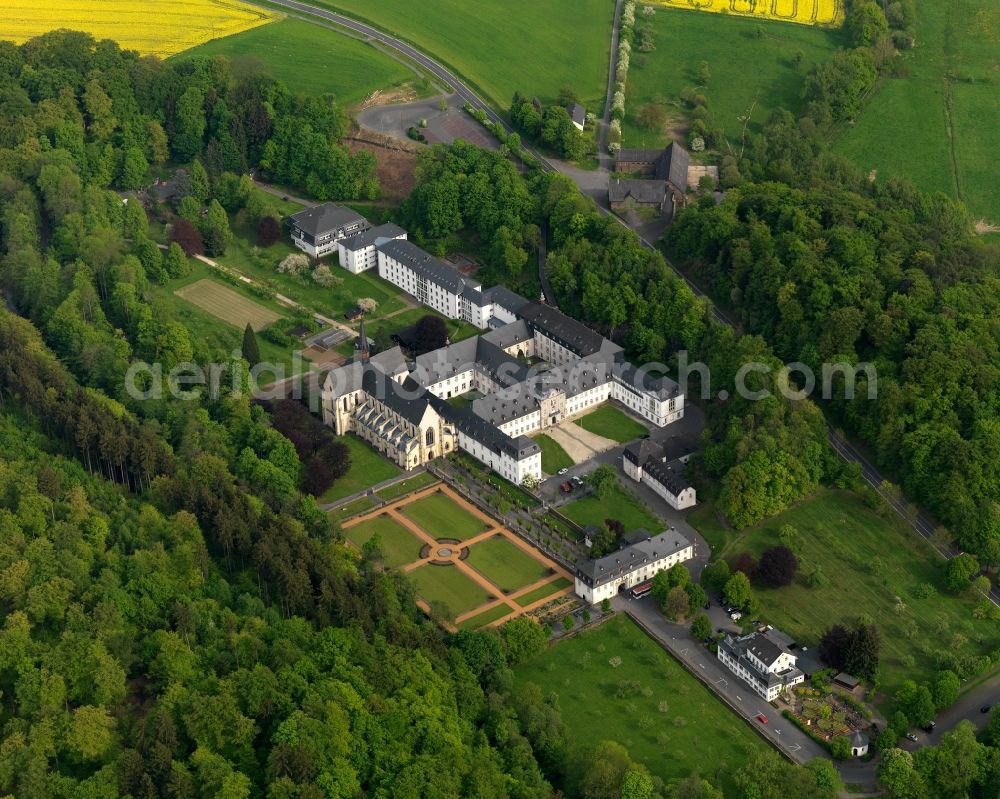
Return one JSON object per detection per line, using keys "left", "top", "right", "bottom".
{"left": 756, "top": 714, "right": 768, "bottom": 724}
{"left": 921, "top": 721, "right": 936, "bottom": 733}
{"left": 981, "top": 705, "right": 992, "bottom": 714}
{"left": 559, "top": 482, "right": 573, "bottom": 493}
{"left": 906, "top": 733, "right": 918, "bottom": 742}
{"left": 703, "top": 601, "right": 711, "bottom": 610}
{"left": 729, "top": 612, "right": 743, "bottom": 621}
{"left": 557, "top": 468, "right": 569, "bottom": 475}
{"left": 281, "top": 195, "right": 289, "bottom": 201}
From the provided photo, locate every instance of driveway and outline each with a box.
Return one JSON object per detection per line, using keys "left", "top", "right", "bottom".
{"left": 356, "top": 92, "right": 500, "bottom": 150}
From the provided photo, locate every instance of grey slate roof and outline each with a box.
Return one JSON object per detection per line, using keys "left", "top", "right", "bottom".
{"left": 377, "top": 239, "right": 469, "bottom": 295}
{"left": 447, "top": 405, "right": 540, "bottom": 460}
{"left": 289, "top": 203, "right": 369, "bottom": 237}
{"left": 642, "top": 457, "right": 692, "bottom": 497}
{"left": 482, "top": 285, "right": 532, "bottom": 315}
{"left": 338, "top": 222, "right": 406, "bottom": 251}
{"left": 718, "top": 631, "right": 803, "bottom": 690}
{"left": 360, "top": 370, "right": 431, "bottom": 427}
{"left": 615, "top": 363, "right": 680, "bottom": 400}
{"left": 576, "top": 530, "right": 692, "bottom": 588}
{"left": 569, "top": 102, "right": 586, "bottom": 126}
{"left": 519, "top": 302, "right": 606, "bottom": 357}
{"left": 609, "top": 178, "right": 667, "bottom": 205}
{"left": 481, "top": 319, "right": 533, "bottom": 350}
{"left": 850, "top": 731, "right": 870, "bottom": 747}
{"left": 616, "top": 148, "right": 663, "bottom": 164}
{"left": 656, "top": 142, "right": 691, "bottom": 193}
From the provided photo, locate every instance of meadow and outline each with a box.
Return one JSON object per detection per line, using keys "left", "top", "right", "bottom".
{"left": 309, "top": 0, "right": 616, "bottom": 108}
{"left": 833, "top": 0, "right": 1000, "bottom": 220}
{"left": 690, "top": 489, "right": 1000, "bottom": 697}
{"left": 515, "top": 616, "right": 767, "bottom": 793}
{"left": 173, "top": 17, "right": 428, "bottom": 106}
{"left": 2, "top": 0, "right": 275, "bottom": 58}
{"left": 622, "top": 7, "right": 842, "bottom": 148}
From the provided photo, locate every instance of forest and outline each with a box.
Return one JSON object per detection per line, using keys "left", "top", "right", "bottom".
{"left": 663, "top": 39, "right": 1000, "bottom": 562}
{"left": 0, "top": 30, "right": 852, "bottom": 799}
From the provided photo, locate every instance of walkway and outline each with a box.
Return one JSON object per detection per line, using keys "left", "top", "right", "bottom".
{"left": 597, "top": 0, "right": 625, "bottom": 161}
{"left": 342, "top": 483, "right": 574, "bottom": 628}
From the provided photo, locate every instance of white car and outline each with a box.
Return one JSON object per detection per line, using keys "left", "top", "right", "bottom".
{"left": 730, "top": 611, "right": 743, "bottom": 621}
{"left": 558, "top": 468, "right": 569, "bottom": 475}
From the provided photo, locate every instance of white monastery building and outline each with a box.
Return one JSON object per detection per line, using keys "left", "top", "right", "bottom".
{"left": 717, "top": 629, "right": 805, "bottom": 701}
{"left": 623, "top": 439, "right": 696, "bottom": 510}
{"left": 573, "top": 530, "right": 694, "bottom": 604}
{"left": 289, "top": 203, "right": 369, "bottom": 258}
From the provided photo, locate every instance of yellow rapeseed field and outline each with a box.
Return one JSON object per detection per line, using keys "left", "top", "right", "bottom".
{"left": 1, "top": 0, "right": 277, "bottom": 58}
{"left": 646, "top": 0, "right": 845, "bottom": 27}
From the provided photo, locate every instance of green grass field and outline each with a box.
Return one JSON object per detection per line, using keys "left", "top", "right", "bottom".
{"left": 623, "top": 8, "right": 842, "bottom": 148}
{"left": 345, "top": 514, "right": 424, "bottom": 567}
{"left": 533, "top": 433, "right": 574, "bottom": 473}
{"left": 310, "top": 0, "right": 615, "bottom": 108}
{"left": 150, "top": 259, "right": 297, "bottom": 366}
{"left": 561, "top": 484, "right": 662, "bottom": 534}
{"left": 834, "top": 0, "right": 1000, "bottom": 219}
{"left": 458, "top": 603, "right": 513, "bottom": 630}
{"left": 375, "top": 472, "right": 439, "bottom": 501}
{"left": 320, "top": 435, "right": 402, "bottom": 502}
{"left": 216, "top": 210, "right": 410, "bottom": 322}
{"left": 330, "top": 495, "right": 377, "bottom": 521}
{"left": 410, "top": 563, "right": 492, "bottom": 617}
{"left": 466, "top": 535, "right": 552, "bottom": 593}
{"left": 515, "top": 577, "right": 572, "bottom": 607}
{"left": 692, "top": 488, "right": 1000, "bottom": 698}
{"left": 515, "top": 616, "right": 767, "bottom": 792}
{"left": 401, "top": 491, "right": 488, "bottom": 540}
{"left": 175, "top": 278, "right": 282, "bottom": 331}
{"left": 573, "top": 406, "right": 647, "bottom": 443}
{"left": 172, "top": 17, "right": 427, "bottom": 106}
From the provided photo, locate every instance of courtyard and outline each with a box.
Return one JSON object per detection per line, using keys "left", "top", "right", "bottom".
{"left": 342, "top": 483, "right": 574, "bottom": 628}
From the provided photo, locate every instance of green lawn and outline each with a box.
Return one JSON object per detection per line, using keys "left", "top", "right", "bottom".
{"left": 515, "top": 577, "right": 572, "bottom": 607}
{"left": 561, "top": 484, "right": 662, "bottom": 535}
{"left": 573, "top": 405, "right": 647, "bottom": 443}
{"left": 215, "top": 210, "right": 409, "bottom": 322}
{"left": 515, "top": 616, "right": 767, "bottom": 793}
{"left": 833, "top": 0, "right": 1000, "bottom": 218}
{"left": 309, "top": 0, "right": 615, "bottom": 108}
{"left": 345, "top": 514, "right": 424, "bottom": 567}
{"left": 458, "top": 603, "right": 513, "bottom": 630}
{"left": 466, "top": 535, "right": 552, "bottom": 593}
{"left": 150, "top": 259, "right": 297, "bottom": 368}
{"left": 692, "top": 488, "right": 1000, "bottom": 698}
{"left": 410, "top": 563, "right": 493, "bottom": 618}
{"left": 401, "top": 491, "right": 488, "bottom": 541}
{"left": 375, "top": 471, "right": 439, "bottom": 502}
{"left": 171, "top": 17, "right": 428, "bottom": 106}
{"left": 320, "top": 435, "right": 402, "bottom": 502}
{"left": 533, "top": 433, "right": 574, "bottom": 473}
{"left": 623, "top": 7, "right": 842, "bottom": 149}
{"left": 330, "top": 495, "right": 377, "bottom": 521}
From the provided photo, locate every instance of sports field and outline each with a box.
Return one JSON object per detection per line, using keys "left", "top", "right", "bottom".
{"left": 834, "top": 0, "right": 1000, "bottom": 220}
{"left": 174, "top": 279, "right": 282, "bottom": 331}
{"left": 623, "top": 8, "right": 842, "bottom": 148}
{"left": 515, "top": 616, "right": 768, "bottom": 792}
{"left": 344, "top": 514, "right": 423, "bottom": 567}
{"left": 466, "top": 535, "right": 551, "bottom": 593}
{"left": 311, "top": 0, "right": 615, "bottom": 107}
{"left": 340, "top": 484, "right": 575, "bottom": 625}
{"left": 401, "top": 491, "right": 488, "bottom": 540}
{"left": 646, "top": 0, "right": 844, "bottom": 27}
{"left": 691, "top": 488, "right": 1000, "bottom": 698}
{"left": 173, "top": 17, "right": 426, "bottom": 106}
{"left": 573, "top": 406, "right": 647, "bottom": 443}
{"left": 2, "top": 0, "right": 275, "bottom": 58}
